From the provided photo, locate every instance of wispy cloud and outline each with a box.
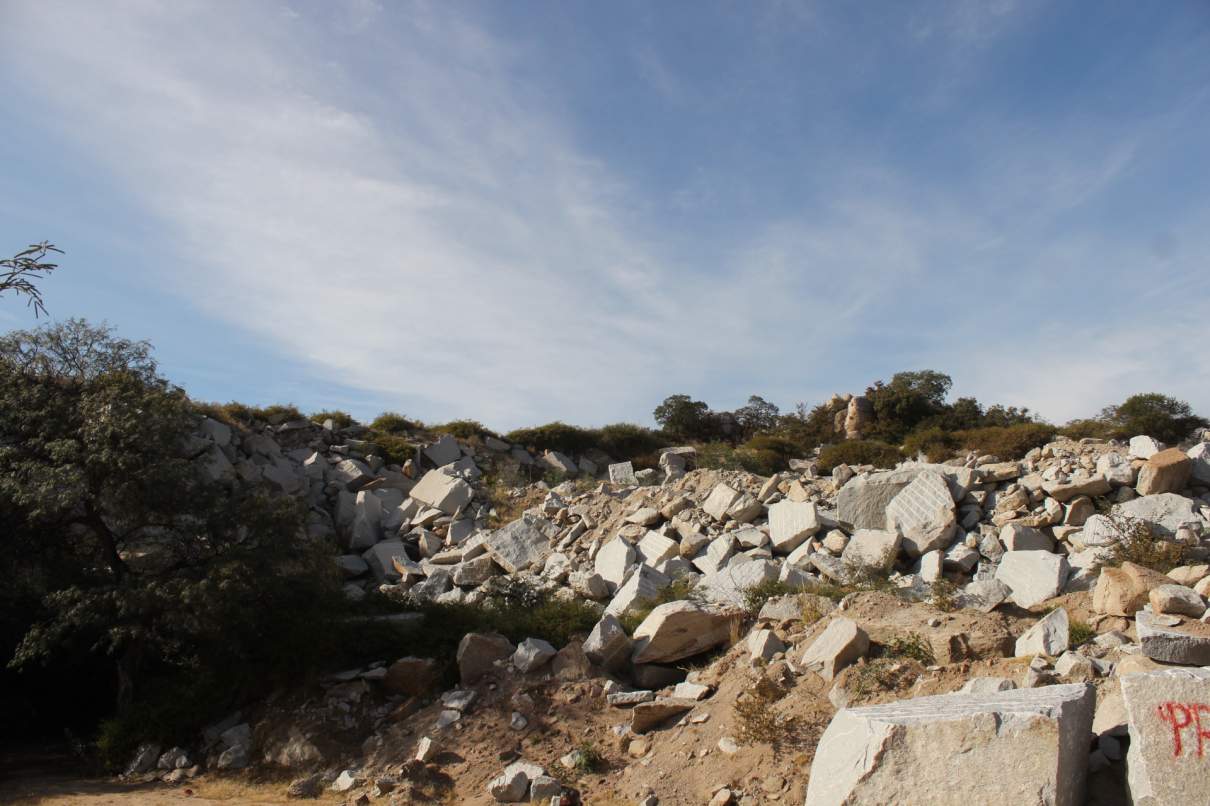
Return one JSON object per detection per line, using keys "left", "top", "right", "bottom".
{"left": 2, "top": 1, "right": 1207, "bottom": 428}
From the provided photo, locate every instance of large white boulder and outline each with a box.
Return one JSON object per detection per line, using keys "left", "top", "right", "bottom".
{"left": 836, "top": 468, "right": 919, "bottom": 530}
{"left": 1115, "top": 493, "right": 1202, "bottom": 537}
{"left": 409, "top": 469, "right": 473, "bottom": 515}
{"left": 605, "top": 565, "right": 670, "bottom": 617}
{"left": 994, "top": 551, "right": 1069, "bottom": 609}
{"left": 695, "top": 559, "right": 778, "bottom": 607}
{"left": 800, "top": 617, "right": 868, "bottom": 681}
{"left": 1014, "top": 608, "right": 1070, "bottom": 657}
{"left": 804, "top": 683, "right": 1095, "bottom": 806}
{"left": 767, "top": 500, "right": 821, "bottom": 554}
{"left": 1129, "top": 435, "right": 1163, "bottom": 459}
{"left": 486, "top": 517, "right": 551, "bottom": 573}
{"left": 702, "top": 483, "right": 743, "bottom": 521}
{"left": 884, "top": 471, "right": 956, "bottom": 556}
{"left": 630, "top": 600, "right": 741, "bottom": 664}
{"left": 594, "top": 537, "right": 636, "bottom": 590}
{"left": 1122, "top": 668, "right": 1210, "bottom": 806}
{"left": 1188, "top": 442, "right": 1210, "bottom": 485}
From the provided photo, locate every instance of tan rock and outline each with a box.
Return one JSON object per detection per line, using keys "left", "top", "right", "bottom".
{"left": 1167, "top": 564, "right": 1210, "bottom": 587}
{"left": 630, "top": 600, "right": 741, "bottom": 664}
{"left": 1092, "top": 562, "right": 1173, "bottom": 616}
{"left": 1135, "top": 448, "right": 1192, "bottom": 496}
{"left": 800, "top": 617, "right": 869, "bottom": 681}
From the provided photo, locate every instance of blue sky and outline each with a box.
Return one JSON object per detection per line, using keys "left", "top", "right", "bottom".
{"left": 2, "top": 1, "right": 1208, "bottom": 430}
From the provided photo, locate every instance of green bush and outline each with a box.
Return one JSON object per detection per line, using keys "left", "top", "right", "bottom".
{"left": 370, "top": 411, "right": 419, "bottom": 435}
{"left": 694, "top": 442, "right": 745, "bottom": 471}
{"left": 955, "top": 423, "right": 1056, "bottom": 459}
{"left": 195, "top": 401, "right": 304, "bottom": 427}
{"left": 901, "top": 427, "right": 960, "bottom": 462}
{"left": 505, "top": 421, "right": 600, "bottom": 456}
{"left": 1059, "top": 418, "right": 1117, "bottom": 440}
{"left": 433, "top": 419, "right": 497, "bottom": 440}
{"left": 817, "top": 440, "right": 901, "bottom": 474}
{"left": 367, "top": 432, "right": 415, "bottom": 465}
{"left": 595, "top": 423, "right": 668, "bottom": 459}
{"left": 311, "top": 409, "right": 355, "bottom": 429}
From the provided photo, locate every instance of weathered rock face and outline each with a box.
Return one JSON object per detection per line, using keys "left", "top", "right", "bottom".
{"left": 1136, "top": 448, "right": 1193, "bottom": 496}
{"left": 1115, "top": 493, "right": 1202, "bottom": 537}
{"left": 1148, "top": 583, "right": 1206, "bottom": 618}
{"left": 767, "top": 500, "right": 821, "bottom": 554}
{"left": 486, "top": 517, "right": 551, "bottom": 573}
{"left": 843, "top": 395, "right": 873, "bottom": 440}
{"left": 409, "top": 469, "right": 472, "bottom": 515}
{"left": 835, "top": 469, "right": 919, "bottom": 530}
{"left": 1188, "top": 442, "right": 1210, "bottom": 485}
{"left": 804, "top": 683, "right": 1095, "bottom": 806}
{"left": 994, "top": 550, "right": 1069, "bottom": 609}
{"left": 583, "top": 614, "right": 632, "bottom": 672}
{"left": 1014, "top": 608, "right": 1070, "bottom": 657}
{"left": 1122, "top": 668, "right": 1210, "bottom": 806}
{"left": 1135, "top": 611, "right": 1210, "bottom": 665}
{"left": 630, "top": 601, "right": 741, "bottom": 664}
{"left": 800, "top": 617, "right": 868, "bottom": 681}
{"left": 1092, "top": 562, "right": 1173, "bottom": 616}
{"left": 456, "top": 632, "right": 514, "bottom": 685}
{"left": 884, "top": 471, "right": 956, "bottom": 557}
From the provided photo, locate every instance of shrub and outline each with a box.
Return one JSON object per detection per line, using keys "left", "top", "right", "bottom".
{"left": 370, "top": 411, "right": 419, "bottom": 435}
{"left": 505, "top": 422, "right": 599, "bottom": 456}
{"left": 311, "top": 409, "right": 355, "bottom": 429}
{"left": 955, "top": 423, "right": 1056, "bottom": 459}
{"left": 1059, "top": 418, "right": 1117, "bottom": 441}
{"left": 901, "top": 427, "right": 960, "bottom": 462}
{"left": 433, "top": 419, "right": 497, "bottom": 440}
{"left": 570, "top": 742, "right": 605, "bottom": 774}
{"left": 817, "top": 440, "right": 901, "bottom": 474}
{"left": 929, "top": 578, "right": 959, "bottom": 612}
{"left": 1069, "top": 620, "right": 1095, "bottom": 647}
{"left": 694, "top": 442, "right": 745, "bottom": 472}
{"left": 734, "top": 677, "right": 800, "bottom": 748}
{"left": 1101, "top": 514, "right": 1196, "bottom": 573}
{"left": 741, "top": 580, "right": 800, "bottom": 615}
{"left": 366, "top": 432, "right": 415, "bottom": 465}
{"left": 884, "top": 632, "right": 935, "bottom": 665}
{"left": 595, "top": 423, "right": 668, "bottom": 459}
{"left": 199, "top": 401, "right": 304, "bottom": 427}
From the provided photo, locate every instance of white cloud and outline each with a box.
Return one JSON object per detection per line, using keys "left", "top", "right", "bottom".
{"left": 2, "top": 1, "right": 1207, "bottom": 430}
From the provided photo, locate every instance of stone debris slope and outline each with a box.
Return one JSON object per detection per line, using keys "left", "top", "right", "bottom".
{"left": 134, "top": 416, "right": 1210, "bottom": 805}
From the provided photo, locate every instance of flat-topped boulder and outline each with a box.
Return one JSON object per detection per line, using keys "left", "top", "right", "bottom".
{"left": 409, "top": 469, "right": 473, "bottom": 515}
{"left": 630, "top": 600, "right": 741, "bottom": 664}
{"left": 1136, "top": 610, "right": 1210, "bottom": 665}
{"left": 835, "top": 468, "right": 920, "bottom": 530}
{"left": 1122, "top": 668, "right": 1210, "bottom": 806}
{"left": 995, "top": 550, "right": 1069, "bottom": 609}
{"left": 805, "top": 683, "right": 1095, "bottom": 806}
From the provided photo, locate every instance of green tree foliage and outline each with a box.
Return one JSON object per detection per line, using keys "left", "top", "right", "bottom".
{"left": 864, "top": 370, "right": 953, "bottom": 443}
{"left": 734, "top": 395, "right": 780, "bottom": 439}
{"left": 653, "top": 394, "right": 716, "bottom": 441}
{"left": 0, "top": 320, "right": 340, "bottom": 746}
{"left": 1098, "top": 393, "right": 1206, "bottom": 444}
{"left": 817, "top": 440, "right": 902, "bottom": 474}
{"left": 1, "top": 242, "right": 62, "bottom": 318}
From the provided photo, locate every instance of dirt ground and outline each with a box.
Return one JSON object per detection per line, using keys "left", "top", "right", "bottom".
{"left": 0, "top": 749, "right": 340, "bottom": 806}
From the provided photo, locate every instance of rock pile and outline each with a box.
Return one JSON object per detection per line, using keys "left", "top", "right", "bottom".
{"left": 161, "top": 416, "right": 1210, "bottom": 805}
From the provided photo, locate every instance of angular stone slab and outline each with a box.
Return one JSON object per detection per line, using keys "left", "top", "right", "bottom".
{"left": 630, "top": 600, "right": 741, "bottom": 664}
{"left": 836, "top": 468, "right": 919, "bottom": 530}
{"left": 885, "top": 470, "right": 956, "bottom": 557}
{"left": 702, "top": 483, "right": 743, "bottom": 521}
{"left": 487, "top": 518, "right": 551, "bottom": 573}
{"left": 409, "top": 469, "right": 473, "bottom": 515}
{"left": 1136, "top": 611, "right": 1210, "bottom": 666}
{"left": 1122, "top": 667, "right": 1210, "bottom": 806}
{"left": 607, "top": 461, "right": 637, "bottom": 485}
{"left": 800, "top": 617, "right": 868, "bottom": 681}
{"left": 768, "top": 500, "right": 821, "bottom": 554}
{"left": 995, "top": 550, "right": 1069, "bottom": 609}
{"left": 804, "top": 683, "right": 1095, "bottom": 806}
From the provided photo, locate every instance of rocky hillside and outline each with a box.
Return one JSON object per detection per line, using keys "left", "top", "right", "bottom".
{"left": 126, "top": 413, "right": 1210, "bottom": 805}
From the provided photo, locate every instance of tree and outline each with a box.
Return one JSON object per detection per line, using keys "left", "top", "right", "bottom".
{"left": 865, "top": 370, "right": 954, "bottom": 443}
{"left": 734, "top": 395, "right": 780, "bottom": 439}
{"left": 653, "top": 394, "right": 714, "bottom": 441}
{"left": 0, "top": 320, "right": 339, "bottom": 722}
{"left": 1, "top": 242, "right": 62, "bottom": 317}
{"left": 1099, "top": 393, "right": 1206, "bottom": 444}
